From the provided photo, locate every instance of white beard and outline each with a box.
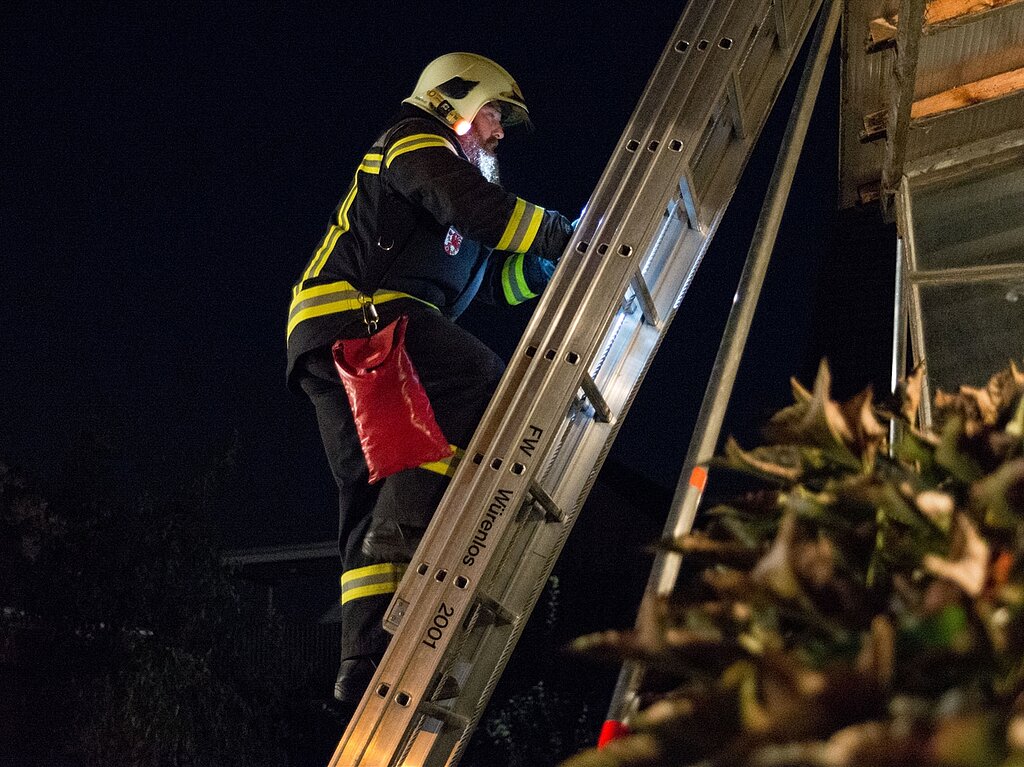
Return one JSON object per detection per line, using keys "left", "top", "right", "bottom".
{"left": 458, "top": 133, "right": 502, "bottom": 186}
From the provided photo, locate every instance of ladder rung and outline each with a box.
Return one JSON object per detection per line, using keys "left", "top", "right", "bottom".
{"left": 580, "top": 373, "right": 613, "bottom": 423}
{"left": 529, "top": 480, "right": 565, "bottom": 523}
{"left": 430, "top": 674, "right": 461, "bottom": 701}
{"left": 418, "top": 701, "right": 470, "bottom": 729}
{"left": 775, "top": 0, "right": 791, "bottom": 49}
{"left": 475, "top": 593, "right": 518, "bottom": 627}
{"left": 629, "top": 270, "right": 661, "bottom": 328}
{"left": 678, "top": 168, "right": 704, "bottom": 233}
{"left": 727, "top": 70, "right": 749, "bottom": 140}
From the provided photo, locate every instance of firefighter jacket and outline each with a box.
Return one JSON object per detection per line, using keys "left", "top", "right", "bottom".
{"left": 286, "top": 105, "right": 574, "bottom": 387}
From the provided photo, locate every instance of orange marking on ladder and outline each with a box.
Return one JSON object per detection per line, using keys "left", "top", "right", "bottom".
{"left": 689, "top": 466, "right": 708, "bottom": 492}
{"left": 598, "top": 720, "right": 631, "bottom": 748}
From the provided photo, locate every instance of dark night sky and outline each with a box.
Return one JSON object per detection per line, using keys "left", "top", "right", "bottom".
{"left": 1, "top": 1, "right": 896, "bottom": 549}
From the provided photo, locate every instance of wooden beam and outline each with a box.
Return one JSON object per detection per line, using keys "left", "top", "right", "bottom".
{"left": 911, "top": 66, "right": 1024, "bottom": 119}
{"left": 860, "top": 66, "right": 1024, "bottom": 142}
{"left": 925, "top": 0, "right": 1019, "bottom": 24}
{"left": 924, "top": 0, "right": 1022, "bottom": 25}
{"left": 882, "top": 0, "right": 927, "bottom": 220}
{"left": 868, "top": 17, "right": 899, "bottom": 50}
{"left": 868, "top": 0, "right": 1024, "bottom": 49}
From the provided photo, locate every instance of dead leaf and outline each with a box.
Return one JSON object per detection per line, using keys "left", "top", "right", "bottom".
{"left": 901, "top": 363, "right": 925, "bottom": 428}
{"left": 856, "top": 616, "right": 895, "bottom": 688}
{"left": 655, "top": 530, "right": 760, "bottom": 567}
{"left": 751, "top": 513, "right": 802, "bottom": 599}
{"left": 915, "top": 490, "right": 955, "bottom": 531}
{"left": 838, "top": 387, "right": 887, "bottom": 460}
{"left": 923, "top": 515, "right": 991, "bottom": 597}
{"left": 723, "top": 438, "right": 803, "bottom": 483}
{"left": 960, "top": 385, "right": 999, "bottom": 426}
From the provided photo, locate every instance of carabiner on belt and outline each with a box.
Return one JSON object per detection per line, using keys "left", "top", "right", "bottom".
{"left": 359, "top": 294, "right": 379, "bottom": 336}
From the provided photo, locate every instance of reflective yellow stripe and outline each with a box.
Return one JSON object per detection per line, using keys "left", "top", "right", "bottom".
{"left": 514, "top": 253, "right": 537, "bottom": 299}
{"left": 341, "top": 582, "right": 398, "bottom": 604}
{"left": 419, "top": 445, "right": 464, "bottom": 478}
{"left": 501, "top": 254, "right": 522, "bottom": 304}
{"left": 385, "top": 134, "right": 457, "bottom": 168}
{"left": 292, "top": 280, "right": 360, "bottom": 303}
{"left": 301, "top": 151, "right": 383, "bottom": 281}
{"left": 336, "top": 182, "right": 358, "bottom": 234}
{"left": 358, "top": 152, "right": 383, "bottom": 175}
{"left": 302, "top": 185, "right": 354, "bottom": 281}
{"left": 286, "top": 281, "right": 439, "bottom": 341}
{"left": 496, "top": 198, "right": 545, "bottom": 253}
{"left": 501, "top": 253, "right": 537, "bottom": 305}
{"left": 496, "top": 198, "right": 527, "bottom": 251}
{"left": 341, "top": 562, "right": 399, "bottom": 585}
{"left": 518, "top": 205, "right": 545, "bottom": 253}
{"left": 340, "top": 562, "right": 406, "bottom": 605}
{"left": 302, "top": 223, "right": 344, "bottom": 283}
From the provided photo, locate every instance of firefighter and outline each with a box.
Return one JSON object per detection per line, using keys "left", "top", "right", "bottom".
{"left": 286, "top": 52, "right": 574, "bottom": 710}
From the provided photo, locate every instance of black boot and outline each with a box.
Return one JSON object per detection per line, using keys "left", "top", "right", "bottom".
{"left": 334, "top": 655, "right": 380, "bottom": 705}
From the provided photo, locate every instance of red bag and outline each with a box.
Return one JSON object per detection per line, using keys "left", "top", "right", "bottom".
{"left": 332, "top": 315, "right": 451, "bottom": 483}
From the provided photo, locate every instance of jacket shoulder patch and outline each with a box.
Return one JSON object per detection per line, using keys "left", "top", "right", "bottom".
{"left": 444, "top": 226, "right": 463, "bottom": 256}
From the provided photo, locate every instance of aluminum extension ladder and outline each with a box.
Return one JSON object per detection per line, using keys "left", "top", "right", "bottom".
{"left": 331, "top": 1, "right": 823, "bottom": 764}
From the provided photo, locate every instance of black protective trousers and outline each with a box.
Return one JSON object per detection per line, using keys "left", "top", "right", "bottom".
{"left": 297, "top": 304, "right": 504, "bottom": 662}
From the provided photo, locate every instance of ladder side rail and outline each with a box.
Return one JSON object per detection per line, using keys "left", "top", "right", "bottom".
{"left": 559, "top": 0, "right": 741, "bottom": 250}
{"left": 544, "top": 0, "right": 782, "bottom": 362}
{"left": 603, "top": 0, "right": 841, "bottom": 735}
{"left": 424, "top": 478, "right": 591, "bottom": 766}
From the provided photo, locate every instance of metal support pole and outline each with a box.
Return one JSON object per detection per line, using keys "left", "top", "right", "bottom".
{"left": 602, "top": 0, "right": 843, "bottom": 739}
{"left": 896, "top": 176, "right": 934, "bottom": 427}
{"left": 889, "top": 237, "right": 908, "bottom": 453}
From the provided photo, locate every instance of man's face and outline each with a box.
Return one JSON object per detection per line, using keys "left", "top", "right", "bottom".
{"left": 457, "top": 102, "right": 504, "bottom": 184}
{"left": 471, "top": 103, "right": 504, "bottom": 153}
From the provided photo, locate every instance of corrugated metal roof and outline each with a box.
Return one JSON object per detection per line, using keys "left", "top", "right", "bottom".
{"left": 916, "top": 8, "right": 1024, "bottom": 98}
{"left": 839, "top": 0, "right": 1024, "bottom": 208}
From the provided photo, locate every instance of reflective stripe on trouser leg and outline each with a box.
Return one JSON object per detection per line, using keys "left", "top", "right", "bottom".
{"left": 340, "top": 562, "right": 407, "bottom": 605}
{"left": 418, "top": 445, "right": 465, "bottom": 478}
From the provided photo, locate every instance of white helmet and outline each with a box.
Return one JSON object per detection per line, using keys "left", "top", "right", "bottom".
{"left": 403, "top": 52, "right": 529, "bottom": 136}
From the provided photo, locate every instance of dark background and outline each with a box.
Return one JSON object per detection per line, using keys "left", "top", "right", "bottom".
{"left": 1, "top": 0, "right": 893, "bottom": 584}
